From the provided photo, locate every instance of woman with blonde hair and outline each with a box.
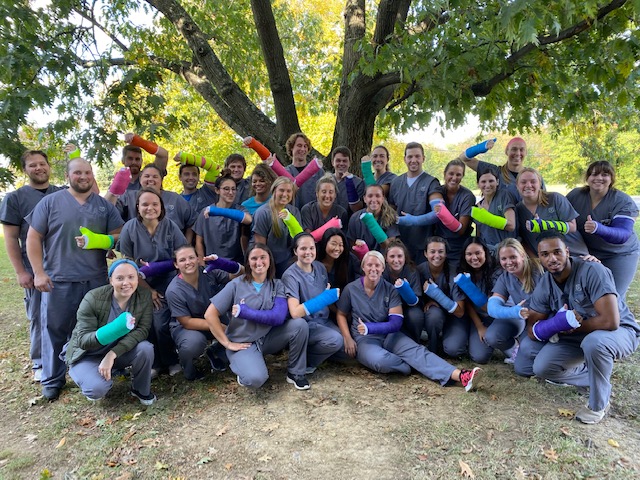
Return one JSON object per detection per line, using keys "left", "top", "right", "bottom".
{"left": 301, "top": 174, "right": 347, "bottom": 233}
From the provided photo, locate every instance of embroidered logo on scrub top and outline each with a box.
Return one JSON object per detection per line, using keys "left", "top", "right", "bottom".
{"left": 167, "top": 205, "right": 175, "bottom": 211}
{"left": 98, "top": 206, "right": 106, "bottom": 213}
{"left": 384, "top": 296, "right": 389, "bottom": 303}
{"left": 548, "top": 207, "right": 556, "bottom": 214}
{"left": 575, "top": 284, "right": 582, "bottom": 292}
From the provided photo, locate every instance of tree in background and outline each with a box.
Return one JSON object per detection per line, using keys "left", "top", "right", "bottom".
{"left": 2, "top": 0, "right": 640, "bottom": 188}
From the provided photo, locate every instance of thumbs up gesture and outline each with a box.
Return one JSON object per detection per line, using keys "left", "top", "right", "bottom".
{"left": 584, "top": 214, "right": 598, "bottom": 234}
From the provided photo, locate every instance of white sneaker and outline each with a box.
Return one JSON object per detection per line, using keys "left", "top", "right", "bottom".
{"left": 575, "top": 403, "right": 610, "bottom": 424}
{"left": 150, "top": 368, "right": 159, "bottom": 380}
{"left": 168, "top": 364, "right": 182, "bottom": 377}
{"left": 32, "top": 369, "right": 42, "bottom": 382}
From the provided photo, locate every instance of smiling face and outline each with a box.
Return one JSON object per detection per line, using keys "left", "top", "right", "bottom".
{"left": 137, "top": 191, "right": 162, "bottom": 222}
{"left": 179, "top": 166, "right": 199, "bottom": 191}
{"left": 444, "top": 165, "right": 464, "bottom": 190}
{"left": 586, "top": 169, "right": 612, "bottom": 195}
{"left": 516, "top": 171, "right": 541, "bottom": 203}
{"left": 371, "top": 147, "right": 389, "bottom": 172}
{"left": 404, "top": 147, "right": 424, "bottom": 176}
{"left": 364, "top": 185, "right": 384, "bottom": 214}
{"left": 385, "top": 246, "right": 405, "bottom": 273}
{"left": 140, "top": 167, "right": 163, "bottom": 192}
{"left": 425, "top": 241, "right": 447, "bottom": 268}
{"left": 498, "top": 246, "right": 524, "bottom": 277}
{"left": 464, "top": 243, "right": 486, "bottom": 270}
{"left": 316, "top": 181, "right": 336, "bottom": 209}
{"left": 67, "top": 159, "right": 95, "bottom": 194}
{"left": 325, "top": 234, "right": 345, "bottom": 260}
{"left": 24, "top": 153, "right": 51, "bottom": 186}
{"left": 122, "top": 149, "right": 143, "bottom": 176}
{"left": 537, "top": 237, "right": 570, "bottom": 277}
{"left": 217, "top": 178, "right": 237, "bottom": 204}
{"left": 478, "top": 172, "right": 498, "bottom": 197}
{"left": 248, "top": 247, "right": 270, "bottom": 279}
{"left": 273, "top": 181, "right": 294, "bottom": 207}
{"left": 251, "top": 174, "right": 270, "bottom": 196}
{"left": 294, "top": 235, "right": 316, "bottom": 266}
{"left": 332, "top": 152, "right": 350, "bottom": 176}
{"left": 227, "top": 160, "right": 245, "bottom": 181}
{"left": 362, "top": 253, "right": 384, "bottom": 283}
{"left": 291, "top": 137, "right": 310, "bottom": 164}
{"left": 505, "top": 139, "right": 527, "bottom": 170}
{"left": 173, "top": 246, "right": 199, "bottom": 276}
{"left": 110, "top": 263, "right": 139, "bottom": 300}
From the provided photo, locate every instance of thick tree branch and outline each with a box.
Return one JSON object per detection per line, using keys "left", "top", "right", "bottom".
{"left": 250, "top": 0, "right": 301, "bottom": 143}
{"left": 373, "top": 0, "right": 410, "bottom": 45}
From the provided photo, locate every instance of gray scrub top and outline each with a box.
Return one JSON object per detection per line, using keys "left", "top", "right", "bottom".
{"left": 118, "top": 190, "right": 196, "bottom": 231}
{"left": 26, "top": 190, "right": 124, "bottom": 282}
{"left": 301, "top": 201, "right": 347, "bottom": 233}
{"left": 474, "top": 188, "right": 516, "bottom": 249}
{"left": 434, "top": 185, "right": 476, "bottom": 263}
{"left": 492, "top": 269, "right": 542, "bottom": 306}
{"left": 252, "top": 203, "right": 301, "bottom": 266}
{"left": 347, "top": 208, "right": 400, "bottom": 253}
{"left": 334, "top": 174, "right": 365, "bottom": 214}
{"left": 166, "top": 270, "right": 229, "bottom": 320}
{"left": 282, "top": 261, "right": 330, "bottom": 322}
{"left": 285, "top": 163, "right": 324, "bottom": 210}
{"left": 336, "top": 277, "right": 402, "bottom": 328}
{"left": 192, "top": 203, "right": 248, "bottom": 263}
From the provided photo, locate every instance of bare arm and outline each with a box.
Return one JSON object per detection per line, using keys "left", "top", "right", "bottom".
{"left": 175, "top": 314, "right": 209, "bottom": 331}
{"left": 504, "top": 207, "right": 516, "bottom": 232}
{"left": 574, "top": 294, "right": 620, "bottom": 333}
{"left": 26, "top": 226, "right": 52, "bottom": 292}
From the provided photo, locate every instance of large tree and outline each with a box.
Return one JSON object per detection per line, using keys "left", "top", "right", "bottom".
{"left": 1, "top": 0, "right": 639, "bottom": 181}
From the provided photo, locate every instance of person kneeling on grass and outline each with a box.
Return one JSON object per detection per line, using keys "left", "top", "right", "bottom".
{"left": 65, "top": 260, "right": 156, "bottom": 405}
{"left": 335, "top": 250, "right": 483, "bottom": 392}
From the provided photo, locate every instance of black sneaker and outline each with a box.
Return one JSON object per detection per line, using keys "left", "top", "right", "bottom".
{"left": 130, "top": 389, "right": 157, "bottom": 406}
{"left": 42, "top": 386, "right": 61, "bottom": 401}
{"left": 286, "top": 373, "right": 310, "bottom": 390}
{"left": 459, "top": 367, "right": 482, "bottom": 392}
{"left": 205, "top": 343, "right": 227, "bottom": 372}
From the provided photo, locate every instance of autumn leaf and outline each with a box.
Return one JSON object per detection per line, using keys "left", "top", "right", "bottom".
{"left": 224, "top": 463, "right": 233, "bottom": 470}
{"left": 216, "top": 424, "right": 229, "bottom": 436}
{"left": 459, "top": 459, "right": 475, "bottom": 478}
{"left": 608, "top": 438, "right": 620, "bottom": 448}
{"left": 416, "top": 454, "right": 428, "bottom": 461}
{"left": 196, "top": 457, "right": 212, "bottom": 465}
{"left": 155, "top": 461, "right": 169, "bottom": 470}
{"left": 559, "top": 426, "right": 572, "bottom": 437}
{"left": 557, "top": 408, "right": 574, "bottom": 417}
{"left": 258, "top": 454, "right": 272, "bottom": 462}
{"left": 543, "top": 448, "right": 558, "bottom": 462}
{"left": 55, "top": 437, "right": 66, "bottom": 449}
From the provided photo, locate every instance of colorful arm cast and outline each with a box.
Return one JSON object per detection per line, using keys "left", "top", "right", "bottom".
{"left": 234, "top": 297, "right": 289, "bottom": 326}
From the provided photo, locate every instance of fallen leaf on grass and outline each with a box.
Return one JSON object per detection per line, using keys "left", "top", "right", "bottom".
{"left": 543, "top": 448, "right": 558, "bottom": 462}
{"left": 216, "top": 425, "right": 229, "bottom": 436}
{"left": 459, "top": 460, "right": 475, "bottom": 478}
{"left": 77, "top": 417, "right": 94, "bottom": 427}
{"left": 25, "top": 434, "right": 37, "bottom": 443}
{"left": 514, "top": 467, "right": 527, "bottom": 480}
{"left": 132, "top": 412, "right": 142, "bottom": 421}
{"left": 490, "top": 394, "right": 499, "bottom": 401}
{"left": 608, "top": 439, "right": 620, "bottom": 448}
{"left": 416, "top": 454, "right": 428, "bottom": 461}
{"left": 224, "top": 463, "right": 233, "bottom": 470}
{"left": 559, "top": 426, "right": 572, "bottom": 437}
{"left": 196, "top": 457, "right": 212, "bottom": 465}
{"left": 461, "top": 447, "right": 473, "bottom": 454}
{"left": 155, "top": 461, "right": 169, "bottom": 470}
{"left": 356, "top": 400, "right": 371, "bottom": 407}
{"left": 258, "top": 454, "right": 272, "bottom": 462}
{"left": 260, "top": 423, "right": 280, "bottom": 433}
{"left": 55, "top": 437, "right": 66, "bottom": 449}
{"left": 557, "top": 408, "right": 574, "bottom": 417}
{"left": 122, "top": 429, "right": 136, "bottom": 442}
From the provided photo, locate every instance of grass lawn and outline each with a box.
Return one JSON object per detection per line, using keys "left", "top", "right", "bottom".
{"left": 0, "top": 228, "right": 638, "bottom": 480}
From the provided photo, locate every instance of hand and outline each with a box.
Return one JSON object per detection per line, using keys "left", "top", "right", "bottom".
{"left": 203, "top": 206, "right": 213, "bottom": 218}
{"left": 579, "top": 253, "right": 601, "bottom": 263}
{"left": 357, "top": 318, "right": 368, "bottom": 335}
{"left": 433, "top": 202, "right": 442, "bottom": 214}
{"left": 74, "top": 234, "right": 87, "bottom": 249}
{"left": 519, "top": 307, "right": 530, "bottom": 320}
{"left": 226, "top": 341, "right": 252, "bottom": 352}
{"left": 242, "top": 136, "right": 253, "bottom": 147}
{"left": 203, "top": 253, "right": 218, "bottom": 262}
{"left": 424, "top": 300, "right": 437, "bottom": 311}
{"left": 477, "top": 324, "right": 488, "bottom": 343}
{"left": 124, "top": 133, "right": 134, "bottom": 144}
{"left": 150, "top": 289, "right": 164, "bottom": 310}
{"left": 98, "top": 351, "right": 117, "bottom": 381}
{"left": 264, "top": 153, "right": 276, "bottom": 166}
{"left": 526, "top": 214, "right": 540, "bottom": 232}
{"left": 394, "top": 278, "right": 404, "bottom": 288}
{"left": 173, "top": 152, "right": 183, "bottom": 163}
{"left": 344, "top": 336, "right": 357, "bottom": 358}
{"left": 277, "top": 209, "right": 288, "bottom": 220}
{"left": 232, "top": 299, "right": 245, "bottom": 317}
{"left": 584, "top": 215, "right": 597, "bottom": 234}
{"left": 34, "top": 272, "right": 53, "bottom": 292}
{"left": 17, "top": 271, "right": 34, "bottom": 289}
{"left": 63, "top": 143, "right": 78, "bottom": 154}
{"left": 361, "top": 155, "right": 371, "bottom": 163}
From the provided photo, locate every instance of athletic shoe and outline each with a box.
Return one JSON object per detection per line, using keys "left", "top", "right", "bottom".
{"left": 237, "top": 375, "right": 247, "bottom": 387}
{"left": 32, "top": 368, "right": 42, "bottom": 382}
{"left": 575, "top": 402, "right": 610, "bottom": 424}
{"left": 130, "top": 389, "right": 157, "bottom": 406}
{"left": 168, "top": 364, "right": 182, "bottom": 377}
{"left": 460, "top": 367, "right": 483, "bottom": 392}
{"left": 42, "top": 386, "right": 61, "bottom": 401}
{"left": 205, "top": 343, "right": 227, "bottom": 372}
{"left": 503, "top": 341, "right": 519, "bottom": 365}
{"left": 305, "top": 366, "right": 317, "bottom": 375}
{"left": 545, "top": 379, "right": 571, "bottom": 387}
{"left": 286, "top": 373, "right": 311, "bottom": 390}
{"left": 150, "top": 368, "right": 159, "bottom": 380}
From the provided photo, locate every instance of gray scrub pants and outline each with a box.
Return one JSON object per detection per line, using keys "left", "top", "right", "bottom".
{"left": 25, "top": 287, "right": 42, "bottom": 369}
{"left": 69, "top": 341, "right": 154, "bottom": 399}
{"left": 483, "top": 315, "right": 524, "bottom": 353}
{"left": 515, "top": 328, "right": 639, "bottom": 411}
{"left": 227, "top": 317, "right": 309, "bottom": 388}
{"left": 150, "top": 300, "right": 179, "bottom": 369}
{"left": 401, "top": 305, "right": 427, "bottom": 343}
{"left": 170, "top": 325, "right": 212, "bottom": 380}
{"left": 307, "top": 319, "right": 344, "bottom": 369}
{"left": 602, "top": 251, "right": 639, "bottom": 300}
{"left": 354, "top": 330, "right": 456, "bottom": 386}
{"left": 424, "top": 305, "right": 447, "bottom": 353}
{"left": 41, "top": 279, "right": 105, "bottom": 389}
{"left": 442, "top": 315, "right": 494, "bottom": 364}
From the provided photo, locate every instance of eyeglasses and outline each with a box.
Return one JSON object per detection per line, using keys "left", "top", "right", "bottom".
{"left": 221, "top": 187, "right": 237, "bottom": 192}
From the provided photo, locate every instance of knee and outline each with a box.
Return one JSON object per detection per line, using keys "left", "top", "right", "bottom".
{"left": 239, "top": 369, "right": 269, "bottom": 389}
{"left": 83, "top": 379, "right": 112, "bottom": 400}
{"left": 442, "top": 336, "right": 466, "bottom": 358}
{"left": 288, "top": 317, "right": 309, "bottom": 337}
{"left": 580, "top": 332, "right": 608, "bottom": 358}
{"left": 177, "top": 334, "right": 207, "bottom": 359}
{"left": 470, "top": 351, "right": 491, "bottom": 364}
{"left": 425, "top": 308, "right": 445, "bottom": 331}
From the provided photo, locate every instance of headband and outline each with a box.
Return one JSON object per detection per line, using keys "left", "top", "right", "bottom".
{"left": 108, "top": 259, "right": 140, "bottom": 278}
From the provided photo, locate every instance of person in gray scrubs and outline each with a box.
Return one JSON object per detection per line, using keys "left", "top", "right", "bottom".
{"left": 0, "top": 150, "right": 62, "bottom": 380}
{"left": 118, "top": 188, "right": 186, "bottom": 376}
{"left": 204, "top": 244, "right": 311, "bottom": 390}
{"left": 365, "top": 145, "right": 397, "bottom": 198}
{"left": 516, "top": 233, "right": 639, "bottom": 424}
{"left": 329, "top": 146, "right": 364, "bottom": 216}
{"left": 284, "top": 133, "right": 324, "bottom": 210}
{"left": 301, "top": 174, "right": 347, "bottom": 233}
{"left": 166, "top": 245, "right": 233, "bottom": 380}
{"left": 389, "top": 142, "right": 442, "bottom": 264}
{"left": 66, "top": 260, "right": 156, "bottom": 405}
{"left": 348, "top": 184, "right": 399, "bottom": 253}
{"left": 282, "top": 233, "right": 344, "bottom": 373}
{"left": 224, "top": 153, "right": 251, "bottom": 205}
{"left": 252, "top": 177, "right": 302, "bottom": 277}
{"left": 26, "top": 158, "right": 124, "bottom": 400}
{"left": 566, "top": 160, "right": 639, "bottom": 299}
{"left": 335, "top": 250, "right": 483, "bottom": 391}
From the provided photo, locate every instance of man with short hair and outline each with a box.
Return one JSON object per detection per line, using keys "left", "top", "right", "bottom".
{"left": 224, "top": 153, "right": 251, "bottom": 204}
{"left": 516, "top": 233, "right": 639, "bottom": 424}
{"left": 121, "top": 132, "right": 170, "bottom": 191}
{"left": 330, "top": 146, "right": 364, "bottom": 215}
{"left": 26, "top": 158, "right": 124, "bottom": 400}
{"left": 0, "top": 151, "right": 62, "bottom": 381}
{"left": 284, "top": 133, "right": 324, "bottom": 210}
{"left": 389, "top": 142, "right": 443, "bottom": 263}
{"left": 178, "top": 164, "right": 200, "bottom": 202}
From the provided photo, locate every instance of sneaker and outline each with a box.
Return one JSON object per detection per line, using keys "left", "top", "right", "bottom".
{"left": 237, "top": 375, "right": 247, "bottom": 387}
{"left": 150, "top": 368, "right": 159, "bottom": 380}
{"left": 130, "top": 389, "right": 157, "bottom": 406}
{"left": 545, "top": 379, "right": 571, "bottom": 387}
{"left": 503, "top": 341, "right": 519, "bottom": 365}
{"left": 575, "top": 402, "right": 610, "bottom": 424}
{"left": 459, "top": 367, "right": 483, "bottom": 392}
{"left": 168, "top": 364, "right": 182, "bottom": 377}
{"left": 305, "top": 366, "right": 317, "bottom": 375}
{"left": 286, "top": 373, "right": 311, "bottom": 390}
{"left": 205, "top": 344, "right": 227, "bottom": 372}
{"left": 32, "top": 368, "right": 42, "bottom": 382}
{"left": 42, "top": 386, "right": 61, "bottom": 401}
{"left": 86, "top": 396, "right": 104, "bottom": 403}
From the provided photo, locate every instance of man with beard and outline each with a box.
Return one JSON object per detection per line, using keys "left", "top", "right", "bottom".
{"left": 516, "top": 233, "right": 639, "bottom": 424}
{"left": 121, "top": 132, "right": 170, "bottom": 191}
{"left": 26, "top": 158, "right": 124, "bottom": 400}
{"left": 0, "top": 151, "right": 63, "bottom": 381}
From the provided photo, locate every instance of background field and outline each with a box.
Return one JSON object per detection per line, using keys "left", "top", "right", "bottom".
{"left": 0, "top": 228, "right": 638, "bottom": 480}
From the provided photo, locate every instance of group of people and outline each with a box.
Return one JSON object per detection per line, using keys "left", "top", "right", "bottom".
{"left": 1, "top": 132, "right": 638, "bottom": 424}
